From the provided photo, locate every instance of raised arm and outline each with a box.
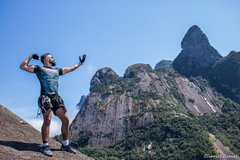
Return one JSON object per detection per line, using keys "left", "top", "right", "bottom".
{"left": 61, "top": 55, "right": 86, "bottom": 75}
{"left": 20, "top": 54, "right": 39, "bottom": 73}
{"left": 62, "top": 63, "right": 81, "bottom": 75}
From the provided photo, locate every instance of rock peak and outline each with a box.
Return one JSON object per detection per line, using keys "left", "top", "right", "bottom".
{"left": 155, "top": 60, "right": 172, "bottom": 70}
{"left": 124, "top": 63, "right": 152, "bottom": 78}
{"left": 90, "top": 67, "right": 119, "bottom": 92}
{"left": 181, "top": 25, "right": 210, "bottom": 49}
{"left": 173, "top": 25, "right": 222, "bottom": 77}
{"left": 188, "top": 25, "right": 201, "bottom": 31}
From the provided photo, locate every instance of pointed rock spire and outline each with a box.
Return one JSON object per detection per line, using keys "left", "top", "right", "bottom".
{"left": 181, "top": 25, "right": 210, "bottom": 49}
{"left": 173, "top": 25, "right": 222, "bottom": 77}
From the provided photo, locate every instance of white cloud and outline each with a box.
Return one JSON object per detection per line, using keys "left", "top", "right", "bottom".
{"left": 27, "top": 119, "right": 61, "bottom": 137}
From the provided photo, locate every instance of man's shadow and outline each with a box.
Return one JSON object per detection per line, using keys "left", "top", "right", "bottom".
{"left": 0, "top": 140, "right": 41, "bottom": 152}
{"left": 0, "top": 140, "right": 62, "bottom": 153}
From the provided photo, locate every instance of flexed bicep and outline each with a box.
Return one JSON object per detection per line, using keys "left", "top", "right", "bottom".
{"left": 20, "top": 64, "right": 35, "bottom": 73}
{"left": 20, "top": 54, "right": 39, "bottom": 73}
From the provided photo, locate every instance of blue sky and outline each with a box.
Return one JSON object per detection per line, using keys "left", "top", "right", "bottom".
{"left": 0, "top": 0, "right": 240, "bottom": 136}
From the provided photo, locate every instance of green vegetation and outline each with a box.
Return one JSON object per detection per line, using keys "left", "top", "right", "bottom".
{"left": 71, "top": 130, "right": 93, "bottom": 148}
{"left": 187, "top": 64, "right": 240, "bottom": 150}
{"left": 132, "top": 91, "right": 161, "bottom": 101}
{"left": 53, "top": 134, "right": 62, "bottom": 142}
{"left": 189, "top": 76, "right": 208, "bottom": 92}
{"left": 91, "top": 77, "right": 141, "bottom": 96}
{"left": 79, "top": 148, "right": 119, "bottom": 160}
{"left": 71, "top": 99, "right": 240, "bottom": 159}
{"left": 115, "top": 77, "right": 141, "bottom": 94}
{"left": 70, "top": 106, "right": 216, "bottom": 159}
{"left": 77, "top": 116, "right": 215, "bottom": 160}
{"left": 208, "top": 51, "right": 240, "bottom": 103}
{"left": 198, "top": 99, "right": 240, "bottom": 154}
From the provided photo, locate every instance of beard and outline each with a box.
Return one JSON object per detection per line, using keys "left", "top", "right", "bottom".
{"left": 50, "top": 61, "right": 56, "bottom": 66}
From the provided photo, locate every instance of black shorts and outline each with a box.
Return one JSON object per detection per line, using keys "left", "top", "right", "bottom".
{"left": 38, "top": 94, "right": 67, "bottom": 115}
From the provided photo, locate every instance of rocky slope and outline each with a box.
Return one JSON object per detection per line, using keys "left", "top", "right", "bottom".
{"left": 0, "top": 104, "right": 92, "bottom": 160}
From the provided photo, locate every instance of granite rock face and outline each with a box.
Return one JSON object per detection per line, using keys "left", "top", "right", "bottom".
{"left": 70, "top": 65, "right": 223, "bottom": 148}
{"left": 70, "top": 25, "right": 239, "bottom": 151}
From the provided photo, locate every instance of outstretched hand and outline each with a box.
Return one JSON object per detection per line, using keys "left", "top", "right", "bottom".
{"left": 79, "top": 54, "right": 86, "bottom": 65}
{"left": 32, "top": 54, "right": 39, "bottom": 60}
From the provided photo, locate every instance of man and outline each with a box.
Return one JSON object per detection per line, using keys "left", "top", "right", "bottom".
{"left": 20, "top": 53, "right": 86, "bottom": 157}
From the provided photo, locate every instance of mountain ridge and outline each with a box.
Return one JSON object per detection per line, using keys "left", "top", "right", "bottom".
{"left": 69, "top": 25, "right": 240, "bottom": 159}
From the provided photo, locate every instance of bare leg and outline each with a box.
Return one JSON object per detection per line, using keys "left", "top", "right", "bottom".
{"left": 42, "top": 109, "right": 52, "bottom": 143}
{"left": 55, "top": 107, "right": 69, "bottom": 140}
{"left": 55, "top": 107, "right": 76, "bottom": 154}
